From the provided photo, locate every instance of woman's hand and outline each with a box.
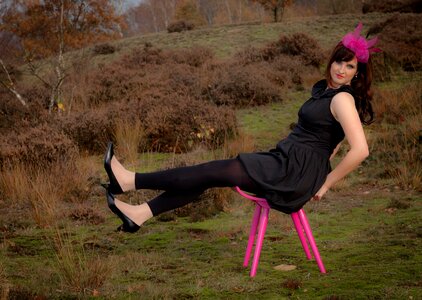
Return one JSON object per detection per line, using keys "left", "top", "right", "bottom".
{"left": 312, "top": 184, "right": 329, "bottom": 201}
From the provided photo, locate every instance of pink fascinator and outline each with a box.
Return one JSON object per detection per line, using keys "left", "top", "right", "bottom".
{"left": 341, "top": 22, "right": 381, "bottom": 63}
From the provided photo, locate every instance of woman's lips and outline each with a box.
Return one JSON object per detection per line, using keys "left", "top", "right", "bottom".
{"left": 336, "top": 74, "right": 344, "bottom": 79}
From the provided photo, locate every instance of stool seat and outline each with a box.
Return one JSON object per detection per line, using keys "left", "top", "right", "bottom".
{"left": 235, "top": 186, "right": 326, "bottom": 277}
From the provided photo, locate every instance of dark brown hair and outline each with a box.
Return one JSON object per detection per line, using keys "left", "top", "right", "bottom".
{"left": 325, "top": 42, "right": 374, "bottom": 125}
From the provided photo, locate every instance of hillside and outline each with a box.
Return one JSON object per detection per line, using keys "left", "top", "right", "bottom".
{"left": 90, "top": 13, "right": 388, "bottom": 63}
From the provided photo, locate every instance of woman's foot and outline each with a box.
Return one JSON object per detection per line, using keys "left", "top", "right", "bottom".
{"left": 104, "top": 142, "right": 135, "bottom": 194}
{"left": 106, "top": 190, "right": 153, "bottom": 233}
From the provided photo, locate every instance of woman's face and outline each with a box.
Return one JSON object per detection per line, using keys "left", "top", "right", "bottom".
{"left": 329, "top": 57, "right": 358, "bottom": 88}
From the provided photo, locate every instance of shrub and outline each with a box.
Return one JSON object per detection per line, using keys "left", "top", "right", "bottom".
{"left": 58, "top": 95, "right": 237, "bottom": 154}
{"left": 88, "top": 45, "right": 211, "bottom": 106}
{"left": 86, "top": 64, "right": 138, "bottom": 105}
{"left": 0, "top": 124, "right": 78, "bottom": 168}
{"left": 164, "top": 46, "right": 214, "bottom": 67}
{"left": 370, "top": 82, "right": 421, "bottom": 190}
{"left": 261, "top": 33, "right": 324, "bottom": 68}
{"left": 203, "top": 62, "right": 284, "bottom": 107}
{"left": 0, "top": 85, "right": 49, "bottom": 136}
{"left": 235, "top": 46, "right": 267, "bottom": 64}
{"left": 121, "top": 43, "right": 165, "bottom": 68}
{"left": 368, "top": 14, "right": 422, "bottom": 72}
{"left": 167, "top": 20, "right": 194, "bottom": 33}
{"left": 57, "top": 106, "right": 115, "bottom": 154}
{"left": 362, "top": 0, "right": 422, "bottom": 13}
{"left": 92, "top": 43, "right": 116, "bottom": 55}
{"left": 138, "top": 95, "right": 237, "bottom": 152}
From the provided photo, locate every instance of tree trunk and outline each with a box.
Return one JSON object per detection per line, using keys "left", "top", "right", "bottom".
{"left": 274, "top": 1, "right": 285, "bottom": 22}
{"left": 224, "top": 0, "right": 233, "bottom": 24}
{"left": 238, "top": 0, "right": 242, "bottom": 23}
{"left": 148, "top": 1, "right": 159, "bottom": 32}
{"left": 49, "top": 0, "right": 66, "bottom": 113}
{"left": 0, "top": 59, "right": 27, "bottom": 107}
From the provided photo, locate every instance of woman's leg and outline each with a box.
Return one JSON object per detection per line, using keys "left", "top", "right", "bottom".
{"left": 110, "top": 157, "right": 257, "bottom": 193}
{"left": 114, "top": 189, "right": 204, "bottom": 226}
{"left": 113, "top": 159, "right": 260, "bottom": 226}
{"left": 134, "top": 159, "right": 256, "bottom": 191}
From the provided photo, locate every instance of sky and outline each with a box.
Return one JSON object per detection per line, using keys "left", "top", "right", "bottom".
{"left": 124, "top": 0, "right": 143, "bottom": 10}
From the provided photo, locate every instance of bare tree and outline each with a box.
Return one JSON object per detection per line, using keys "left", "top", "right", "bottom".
{"left": 252, "top": 0, "right": 292, "bottom": 22}
{"left": 0, "top": 58, "right": 26, "bottom": 107}
{"left": 198, "top": 0, "right": 219, "bottom": 25}
{"left": 224, "top": 0, "right": 234, "bottom": 23}
{"left": 25, "top": 0, "right": 67, "bottom": 113}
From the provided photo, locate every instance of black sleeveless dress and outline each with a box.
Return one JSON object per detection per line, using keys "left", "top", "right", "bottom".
{"left": 237, "top": 80, "right": 354, "bottom": 214}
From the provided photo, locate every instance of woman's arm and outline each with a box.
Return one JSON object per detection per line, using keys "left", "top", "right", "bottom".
{"left": 313, "top": 92, "right": 369, "bottom": 200}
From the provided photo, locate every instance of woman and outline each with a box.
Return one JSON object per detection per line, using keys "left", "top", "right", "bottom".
{"left": 103, "top": 23, "right": 379, "bottom": 233}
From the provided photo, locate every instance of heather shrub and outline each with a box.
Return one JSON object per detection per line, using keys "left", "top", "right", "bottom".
{"left": 167, "top": 20, "right": 194, "bottom": 33}
{"left": 0, "top": 92, "right": 34, "bottom": 133}
{"left": 92, "top": 43, "right": 116, "bottom": 55}
{"left": 362, "top": 0, "right": 422, "bottom": 13}
{"left": 235, "top": 45, "right": 266, "bottom": 64}
{"left": 138, "top": 96, "right": 237, "bottom": 152}
{"left": 261, "top": 33, "right": 324, "bottom": 68}
{"left": 58, "top": 95, "right": 237, "bottom": 154}
{"left": 164, "top": 46, "right": 214, "bottom": 67}
{"left": 57, "top": 106, "right": 115, "bottom": 154}
{"left": 236, "top": 33, "right": 324, "bottom": 68}
{"left": 87, "top": 64, "right": 142, "bottom": 105}
{"left": 163, "top": 63, "right": 201, "bottom": 96}
{"left": 368, "top": 14, "right": 422, "bottom": 72}
{"left": 0, "top": 84, "right": 49, "bottom": 124}
{"left": 0, "top": 124, "right": 78, "bottom": 168}
{"left": 87, "top": 45, "right": 211, "bottom": 106}
{"left": 370, "top": 83, "right": 421, "bottom": 190}
{"left": 233, "top": 33, "right": 323, "bottom": 94}
{"left": 203, "top": 62, "right": 283, "bottom": 107}
{"left": 121, "top": 43, "right": 165, "bottom": 68}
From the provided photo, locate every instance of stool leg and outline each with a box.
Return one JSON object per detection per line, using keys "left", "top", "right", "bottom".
{"left": 291, "top": 212, "right": 312, "bottom": 260}
{"left": 298, "top": 209, "right": 326, "bottom": 273}
{"left": 250, "top": 207, "right": 269, "bottom": 277}
{"left": 243, "top": 205, "right": 261, "bottom": 267}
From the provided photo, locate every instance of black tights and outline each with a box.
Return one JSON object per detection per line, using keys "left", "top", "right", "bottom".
{"left": 134, "top": 158, "right": 259, "bottom": 216}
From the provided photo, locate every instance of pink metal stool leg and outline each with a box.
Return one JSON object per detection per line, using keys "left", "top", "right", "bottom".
{"left": 250, "top": 207, "right": 269, "bottom": 277}
{"left": 243, "top": 205, "right": 261, "bottom": 267}
{"left": 236, "top": 187, "right": 326, "bottom": 276}
{"left": 298, "top": 209, "right": 326, "bottom": 273}
{"left": 291, "top": 212, "right": 312, "bottom": 260}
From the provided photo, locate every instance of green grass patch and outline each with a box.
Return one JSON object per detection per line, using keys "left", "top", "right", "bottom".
{"left": 237, "top": 91, "right": 306, "bottom": 150}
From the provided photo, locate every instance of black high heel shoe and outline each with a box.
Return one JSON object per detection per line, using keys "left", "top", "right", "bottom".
{"left": 106, "top": 189, "right": 140, "bottom": 233}
{"left": 104, "top": 141, "right": 123, "bottom": 195}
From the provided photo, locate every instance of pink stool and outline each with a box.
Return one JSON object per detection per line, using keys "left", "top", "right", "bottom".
{"left": 235, "top": 187, "right": 326, "bottom": 277}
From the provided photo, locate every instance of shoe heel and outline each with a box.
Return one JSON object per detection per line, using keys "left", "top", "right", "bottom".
{"left": 106, "top": 190, "right": 140, "bottom": 233}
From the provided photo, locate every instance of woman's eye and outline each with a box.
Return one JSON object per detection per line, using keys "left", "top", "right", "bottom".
{"left": 347, "top": 64, "right": 355, "bottom": 69}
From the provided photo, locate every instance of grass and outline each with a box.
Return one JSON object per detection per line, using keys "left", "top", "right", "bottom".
{"left": 237, "top": 90, "right": 306, "bottom": 150}
{"left": 107, "top": 13, "right": 388, "bottom": 59}
{"left": 1, "top": 12, "right": 421, "bottom": 299}
{"left": 4, "top": 190, "right": 419, "bottom": 299}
